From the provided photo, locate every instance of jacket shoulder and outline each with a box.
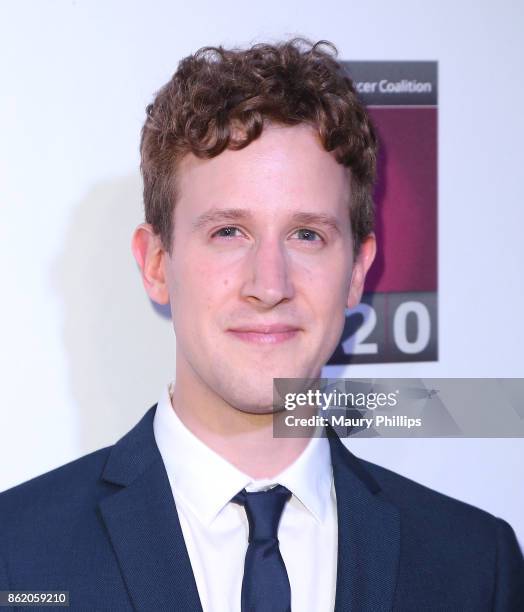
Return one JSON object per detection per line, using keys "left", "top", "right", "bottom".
{"left": 0, "top": 406, "right": 158, "bottom": 550}
{"left": 358, "top": 456, "right": 523, "bottom": 554}
{"left": 0, "top": 446, "right": 113, "bottom": 523}
{"left": 357, "top": 458, "right": 524, "bottom": 607}
{"left": 361, "top": 457, "right": 497, "bottom": 521}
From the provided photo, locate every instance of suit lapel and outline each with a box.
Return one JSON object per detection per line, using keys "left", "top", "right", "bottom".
{"left": 326, "top": 424, "right": 400, "bottom": 612}
{"left": 98, "top": 406, "right": 202, "bottom": 612}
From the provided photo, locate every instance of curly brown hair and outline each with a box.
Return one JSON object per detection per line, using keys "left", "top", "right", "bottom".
{"left": 140, "top": 37, "right": 378, "bottom": 256}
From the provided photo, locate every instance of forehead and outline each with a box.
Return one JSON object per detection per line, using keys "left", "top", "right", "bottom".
{"left": 175, "top": 123, "right": 351, "bottom": 216}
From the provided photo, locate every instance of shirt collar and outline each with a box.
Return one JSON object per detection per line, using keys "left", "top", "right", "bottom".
{"left": 153, "top": 382, "right": 333, "bottom": 526}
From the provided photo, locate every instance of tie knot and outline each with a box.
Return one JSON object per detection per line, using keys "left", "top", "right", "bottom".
{"left": 232, "top": 484, "right": 292, "bottom": 542}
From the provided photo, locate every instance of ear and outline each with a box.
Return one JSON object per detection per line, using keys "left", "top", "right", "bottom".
{"left": 347, "top": 233, "right": 376, "bottom": 310}
{"left": 131, "top": 223, "right": 170, "bottom": 305}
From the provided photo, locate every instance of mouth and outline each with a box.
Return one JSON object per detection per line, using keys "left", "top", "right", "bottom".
{"left": 226, "top": 324, "right": 301, "bottom": 345}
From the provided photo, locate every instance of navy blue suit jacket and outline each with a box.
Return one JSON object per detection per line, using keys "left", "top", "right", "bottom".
{"left": 1, "top": 405, "right": 523, "bottom": 611}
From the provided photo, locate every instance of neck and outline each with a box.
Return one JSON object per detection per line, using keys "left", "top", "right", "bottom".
{"left": 170, "top": 360, "right": 315, "bottom": 479}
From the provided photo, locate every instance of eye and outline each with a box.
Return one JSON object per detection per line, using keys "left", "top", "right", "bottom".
{"left": 211, "top": 226, "right": 243, "bottom": 239}
{"left": 292, "top": 228, "right": 323, "bottom": 242}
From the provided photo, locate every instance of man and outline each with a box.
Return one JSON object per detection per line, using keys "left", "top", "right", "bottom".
{"left": 0, "top": 38, "right": 522, "bottom": 611}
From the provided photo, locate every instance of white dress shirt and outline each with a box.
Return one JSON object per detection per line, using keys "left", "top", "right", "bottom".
{"left": 153, "top": 382, "right": 338, "bottom": 612}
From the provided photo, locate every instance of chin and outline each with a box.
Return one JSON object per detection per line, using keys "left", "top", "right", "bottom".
{"left": 233, "top": 403, "right": 281, "bottom": 416}
{"left": 232, "top": 354, "right": 315, "bottom": 378}
{"left": 227, "top": 386, "right": 275, "bottom": 412}
{"left": 219, "top": 364, "right": 319, "bottom": 412}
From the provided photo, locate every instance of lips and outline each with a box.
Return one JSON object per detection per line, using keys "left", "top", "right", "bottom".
{"left": 229, "top": 323, "right": 300, "bottom": 334}
{"left": 227, "top": 323, "right": 301, "bottom": 344}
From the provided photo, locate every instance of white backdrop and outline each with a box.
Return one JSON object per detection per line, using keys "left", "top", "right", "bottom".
{"left": 1, "top": 0, "right": 523, "bottom": 546}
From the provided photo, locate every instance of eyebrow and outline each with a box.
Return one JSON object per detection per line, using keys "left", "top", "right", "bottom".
{"left": 191, "top": 208, "right": 342, "bottom": 234}
{"left": 290, "top": 212, "right": 342, "bottom": 234}
{"left": 191, "top": 208, "right": 254, "bottom": 232}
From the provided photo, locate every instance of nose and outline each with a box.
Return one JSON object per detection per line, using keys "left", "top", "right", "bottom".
{"left": 240, "top": 237, "right": 295, "bottom": 308}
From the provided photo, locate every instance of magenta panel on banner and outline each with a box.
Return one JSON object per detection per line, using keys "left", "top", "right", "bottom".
{"left": 328, "top": 62, "right": 438, "bottom": 365}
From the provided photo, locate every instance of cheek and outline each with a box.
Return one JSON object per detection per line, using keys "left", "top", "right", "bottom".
{"left": 298, "top": 256, "right": 351, "bottom": 305}
{"left": 177, "top": 261, "right": 231, "bottom": 317}
{"left": 299, "top": 271, "right": 350, "bottom": 345}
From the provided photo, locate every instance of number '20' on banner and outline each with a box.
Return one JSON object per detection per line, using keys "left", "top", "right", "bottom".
{"left": 329, "top": 61, "right": 438, "bottom": 364}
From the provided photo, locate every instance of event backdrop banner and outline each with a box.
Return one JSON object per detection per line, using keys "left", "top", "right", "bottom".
{"left": 328, "top": 61, "right": 438, "bottom": 365}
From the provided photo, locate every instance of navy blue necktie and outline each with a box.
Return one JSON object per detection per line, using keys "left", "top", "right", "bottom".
{"left": 232, "top": 484, "right": 292, "bottom": 612}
